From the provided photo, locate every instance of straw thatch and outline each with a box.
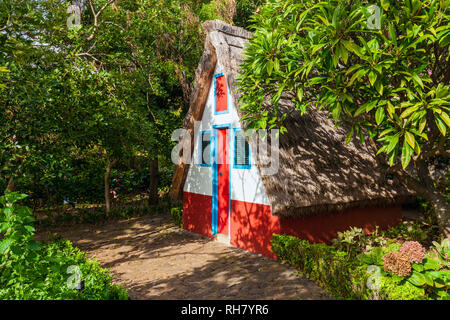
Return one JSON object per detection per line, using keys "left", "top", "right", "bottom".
{"left": 171, "top": 20, "right": 413, "bottom": 217}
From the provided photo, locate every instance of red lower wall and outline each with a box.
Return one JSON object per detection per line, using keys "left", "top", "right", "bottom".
{"left": 183, "top": 192, "right": 213, "bottom": 238}
{"left": 183, "top": 192, "right": 402, "bottom": 258}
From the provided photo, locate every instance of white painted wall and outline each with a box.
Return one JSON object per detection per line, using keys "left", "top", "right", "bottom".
{"left": 183, "top": 63, "right": 270, "bottom": 206}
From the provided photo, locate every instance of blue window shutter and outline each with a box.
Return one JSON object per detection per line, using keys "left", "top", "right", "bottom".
{"left": 200, "top": 131, "right": 211, "bottom": 165}
{"left": 234, "top": 130, "right": 250, "bottom": 166}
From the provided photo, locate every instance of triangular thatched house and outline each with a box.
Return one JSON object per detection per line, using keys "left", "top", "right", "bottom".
{"left": 171, "top": 20, "right": 412, "bottom": 258}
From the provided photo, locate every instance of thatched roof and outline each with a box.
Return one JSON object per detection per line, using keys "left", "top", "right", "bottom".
{"left": 171, "top": 20, "right": 413, "bottom": 217}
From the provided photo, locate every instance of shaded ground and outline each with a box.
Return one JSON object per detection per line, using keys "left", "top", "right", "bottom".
{"left": 36, "top": 213, "right": 330, "bottom": 300}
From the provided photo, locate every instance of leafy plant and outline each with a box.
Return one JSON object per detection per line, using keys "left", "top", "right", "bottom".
{"left": 274, "top": 233, "right": 448, "bottom": 300}
{"left": 171, "top": 207, "right": 183, "bottom": 228}
{"left": 0, "top": 192, "right": 128, "bottom": 300}
{"left": 360, "top": 240, "right": 450, "bottom": 299}
{"left": 272, "top": 234, "right": 371, "bottom": 299}
{"left": 332, "top": 226, "right": 387, "bottom": 258}
{"left": 432, "top": 238, "right": 450, "bottom": 263}
{"left": 407, "top": 256, "right": 449, "bottom": 299}
{"left": 238, "top": 0, "right": 450, "bottom": 237}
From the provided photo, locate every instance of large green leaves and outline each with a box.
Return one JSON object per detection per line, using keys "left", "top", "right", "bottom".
{"left": 238, "top": 0, "right": 449, "bottom": 172}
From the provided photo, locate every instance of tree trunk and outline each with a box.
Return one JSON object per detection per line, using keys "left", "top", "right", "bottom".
{"left": 148, "top": 157, "right": 159, "bottom": 205}
{"left": 396, "top": 170, "right": 450, "bottom": 239}
{"left": 5, "top": 177, "right": 17, "bottom": 193}
{"left": 427, "top": 191, "right": 450, "bottom": 240}
{"left": 104, "top": 159, "right": 116, "bottom": 214}
{"left": 4, "top": 161, "right": 23, "bottom": 194}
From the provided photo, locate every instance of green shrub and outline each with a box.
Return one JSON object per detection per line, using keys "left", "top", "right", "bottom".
{"left": 233, "top": 0, "right": 264, "bottom": 29}
{"left": 331, "top": 226, "right": 387, "bottom": 258}
{"left": 171, "top": 207, "right": 182, "bottom": 228}
{"left": 198, "top": 2, "right": 221, "bottom": 21}
{"left": 358, "top": 240, "right": 449, "bottom": 300}
{"left": 272, "top": 234, "right": 448, "bottom": 300}
{"left": 272, "top": 234, "right": 371, "bottom": 299}
{"left": 0, "top": 192, "right": 128, "bottom": 300}
{"left": 379, "top": 274, "right": 427, "bottom": 300}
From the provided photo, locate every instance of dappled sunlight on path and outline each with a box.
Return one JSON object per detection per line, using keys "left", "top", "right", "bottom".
{"left": 36, "top": 214, "right": 330, "bottom": 300}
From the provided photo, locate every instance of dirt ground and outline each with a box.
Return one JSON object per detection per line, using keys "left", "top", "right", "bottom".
{"left": 36, "top": 213, "right": 330, "bottom": 300}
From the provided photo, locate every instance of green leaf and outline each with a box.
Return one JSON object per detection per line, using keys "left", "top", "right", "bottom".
{"left": 374, "top": 80, "right": 383, "bottom": 95}
{"left": 273, "top": 58, "right": 280, "bottom": 73}
{"left": 376, "top": 145, "right": 387, "bottom": 155}
{"left": 386, "top": 134, "right": 399, "bottom": 154}
{"left": 0, "top": 239, "right": 12, "bottom": 253}
{"left": 400, "top": 105, "right": 419, "bottom": 118}
{"left": 332, "top": 50, "right": 340, "bottom": 68}
{"left": 267, "top": 60, "right": 273, "bottom": 76}
{"left": 435, "top": 116, "right": 447, "bottom": 136}
{"left": 381, "top": 0, "right": 390, "bottom": 10}
{"left": 332, "top": 103, "right": 341, "bottom": 120}
{"left": 345, "top": 127, "right": 354, "bottom": 144}
{"left": 408, "top": 271, "right": 427, "bottom": 287}
{"left": 311, "top": 43, "right": 327, "bottom": 55}
{"left": 404, "top": 131, "right": 415, "bottom": 149}
{"left": 411, "top": 263, "right": 424, "bottom": 272}
{"left": 3, "top": 207, "right": 14, "bottom": 216}
{"left": 348, "top": 69, "right": 366, "bottom": 86}
{"left": 387, "top": 101, "right": 395, "bottom": 118}
{"left": 340, "top": 44, "right": 348, "bottom": 64}
{"left": 365, "top": 100, "right": 378, "bottom": 113}
{"left": 368, "top": 71, "right": 377, "bottom": 86}
{"left": 375, "top": 107, "right": 385, "bottom": 125}
{"left": 342, "top": 40, "right": 363, "bottom": 57}
{"left": 26, "top": 240, "right": 41, "bottom": 251}
{"left": 440, "top": 112, "right": 450, "bottom": 127}
{"left": 297, "top": 87, "right": 303, "bottom": 102}
{"left": 423, "top": 258, "right": 441, "bottom": 271}
{"left": 380, "top": 128, "right": 395, "bottom": 137}
{"left": 418, "top": 117, "right": 427, "bottom": 133}
{"left": 24, "top": 225, "right": 35, "bottom": 232}
{"left": 309, "top": 77, "right": 327, "bottom": 85}
{"left": 345, "top": 64, "right": 362, "bottom": 75}
{"left": 401, "top": 140, "right": 413, "bottom": 169}
{"left": 413, "top": 143, "right": 421, "bottom": 156}
{"left": 389, "top": 23, "right": 397, "bottom": 46}
{"left": 411, "top": 73, "right": 424, "bottom": 89}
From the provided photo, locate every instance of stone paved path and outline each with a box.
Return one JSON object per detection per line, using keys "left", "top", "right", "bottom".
{"left": 37, "top": 213, "right": 330, "bottom": 300}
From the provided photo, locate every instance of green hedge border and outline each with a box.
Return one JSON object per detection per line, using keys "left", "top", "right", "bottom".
{"left": 271, "top": 234, "right": 371, "bottom": 299}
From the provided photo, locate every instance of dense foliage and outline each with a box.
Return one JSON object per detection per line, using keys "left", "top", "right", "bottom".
{"left": 0, "top": 192, "right": 128, "bottom": 299}
{"left": 233, "top": 0, "right": 264, "bottom": 28}
{"left": 272, "top": 234, "right": 372, "bottom": 299}
{"left": 0, "top": 0, "right": 228, "bottom": 213}
{"left": 273, "top": 226, "right": 449, "bottom": 300}
{"left": 1, "top": 0, "right": 448, "bottom": 301}
{"left": 238, "top": 0, "right": 450, "bottom": 237}
{"left": 358, "top": 239, "right": 449, "bottom": 299}
{"left": 170, "top": 206, "right": 182, "bottom": 228}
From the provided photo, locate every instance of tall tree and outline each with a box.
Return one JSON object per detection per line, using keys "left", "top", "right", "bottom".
{"left": 237, "top": 0, "right": 450, "bottom": 238}
{"left": 68, "top": 0, "right": 206, "bottom": 205}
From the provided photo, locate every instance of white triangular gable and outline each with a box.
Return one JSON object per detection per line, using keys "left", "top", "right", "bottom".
{"left": 183, "top": 62, "right": 270, "bottom": 206}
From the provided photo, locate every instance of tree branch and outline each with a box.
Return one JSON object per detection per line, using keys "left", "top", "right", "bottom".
{"left": 87, "top": 0, "right": 116, "bottom": 41}
{"left": 0, "top": 24, "right": 13, "bottom": 32}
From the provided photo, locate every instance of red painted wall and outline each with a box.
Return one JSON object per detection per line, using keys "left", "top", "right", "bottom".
{"left": 183, "top": 192, "right": 213, "bottom": 238}
{"left": 183, "top": 192, "right": 402, "bottom": 259}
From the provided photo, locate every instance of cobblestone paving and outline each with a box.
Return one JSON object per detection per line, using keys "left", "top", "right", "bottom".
{"left": 37, "top": 214, "right": 330, "bottom": 300}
